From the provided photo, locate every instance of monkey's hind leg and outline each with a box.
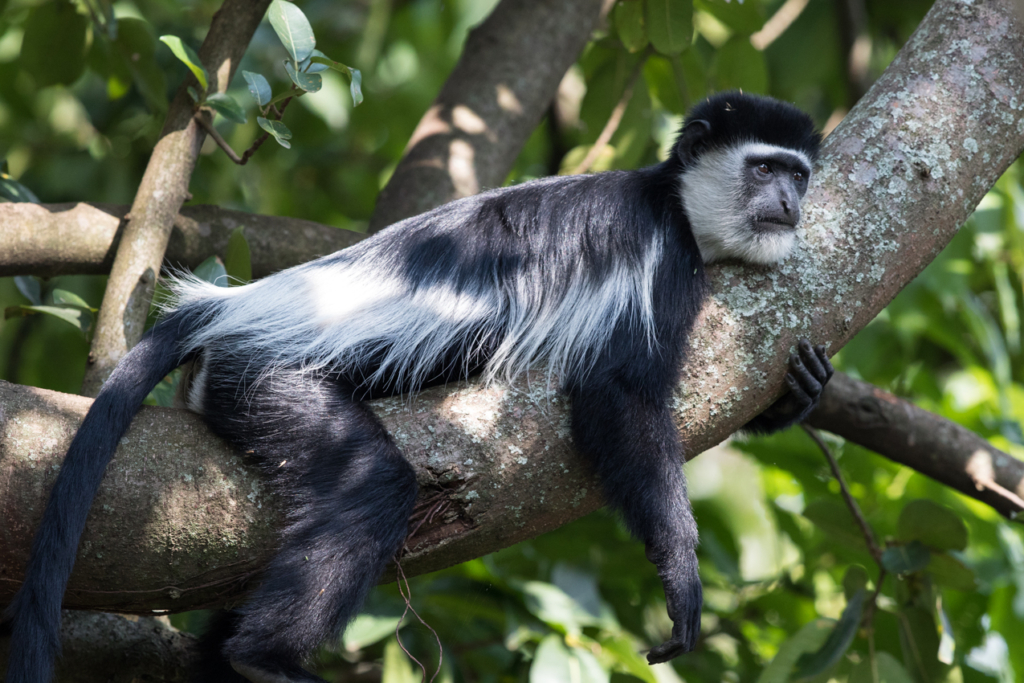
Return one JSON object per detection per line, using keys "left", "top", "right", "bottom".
{"left": 197, "top": 367, "right": 419, "bottom": 683}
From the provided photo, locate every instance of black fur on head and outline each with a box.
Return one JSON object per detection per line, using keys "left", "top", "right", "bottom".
{"left": 672, "top": 91, "right": 822, "bottom": 168}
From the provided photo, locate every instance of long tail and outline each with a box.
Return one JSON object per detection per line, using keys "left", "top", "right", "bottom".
{"left": 2, "top": 313, "right": 194, "bottom": 683}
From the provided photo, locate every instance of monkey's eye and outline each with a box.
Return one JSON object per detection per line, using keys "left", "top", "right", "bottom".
{"left": 793, "top": 171, "right": 804, "bottom": 182}
{"left": 757, "top": 163, "right": 772, "bottom": 175}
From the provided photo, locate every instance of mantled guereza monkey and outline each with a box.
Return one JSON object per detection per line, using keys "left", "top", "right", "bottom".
{"left": 4, "top": 91, "right": 832, "bottom": 683}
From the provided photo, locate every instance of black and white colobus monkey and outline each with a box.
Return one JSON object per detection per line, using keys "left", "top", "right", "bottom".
{"left": 4, "top": 91, "right": 833, "bottom": 683}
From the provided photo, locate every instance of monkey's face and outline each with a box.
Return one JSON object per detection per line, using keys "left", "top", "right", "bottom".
{"left": 679, "top": 141, "right": 813, "bottom": 266}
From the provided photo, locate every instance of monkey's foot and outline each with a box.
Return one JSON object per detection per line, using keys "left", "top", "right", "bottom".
{"left": 785, "top": 338, "right": 834, "bottom": 407}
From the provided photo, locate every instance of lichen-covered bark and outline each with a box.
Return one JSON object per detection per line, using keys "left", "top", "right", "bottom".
{"left": 675, "top": 0, "right": 1024, "bottom": 448}
{"left": 1, "top": 0, "right": 1022, "bottom": 613}
{"left": 0, "top": 202, "right": 361, "bottom": 279}
{"left": 80, "top": 0, "right": 272, "bottom": 396}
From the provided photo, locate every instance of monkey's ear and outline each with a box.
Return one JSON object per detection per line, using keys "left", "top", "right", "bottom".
{"left": 675, "top": 119, "right": 711, "bottom": 166}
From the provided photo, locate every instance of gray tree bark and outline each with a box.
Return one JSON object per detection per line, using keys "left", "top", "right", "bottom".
{"left": 368, "top": 0, "right": 607, "bottom": 231}
{"left": 2, "top": 0, "right": 1022, "bottom": 614}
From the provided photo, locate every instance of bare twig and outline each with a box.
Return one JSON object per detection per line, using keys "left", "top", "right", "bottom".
{"left": 801, "top": 424, "right": 889, "bottom": 629}
{"left": 194, "top": 115, "right": 243, "bottom": 164}
{"left": 571, "top": 49, "right": 650, "bottom": 175}
{"left": 801, "top": 424, "right": 883, "bottom": 562}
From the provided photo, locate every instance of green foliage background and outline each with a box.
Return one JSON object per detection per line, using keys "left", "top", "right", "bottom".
{"left": 2, "top": 0, "right": 1024, "bottom": 681}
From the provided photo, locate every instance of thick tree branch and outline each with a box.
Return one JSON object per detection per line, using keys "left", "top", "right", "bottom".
{"left": 368, "top": 0, "right": 606, "bottom": 231}
{"left": 0, "top": 612, "right": 195, "bottom": 682}
{"left": 0, "top": 202, "right": 361, "bottom": 280}
{"left": 0, "top": 0, "right": 1021, "bottom": 618}
{"left": 807, "top": 373, "right": 1024, "bottom": 519}
{"left": 81, "top": 0, "right": 272, "bottom": 396}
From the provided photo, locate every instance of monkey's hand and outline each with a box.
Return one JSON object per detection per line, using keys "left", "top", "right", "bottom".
{"left": 743, "top": 339, "right": 833, "bottom": 435}
{"left": 646, "top": 546, "right": 702, "bottom": 664}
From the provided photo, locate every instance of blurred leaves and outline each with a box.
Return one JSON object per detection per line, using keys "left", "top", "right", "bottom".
{"left": 20, "top": 2, "right": 89, "bottom": 87}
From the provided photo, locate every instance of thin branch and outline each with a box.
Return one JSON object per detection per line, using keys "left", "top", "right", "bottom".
{"left": 801, "top": 424, "right": 889, "bottom": 629}
{"left": 806, "top": 372, "right": 1024, "bottom": 521}
{"left": 571, "top": 49, "right": 650, "bottom": 175}
{"left": 801, "top": 424, "right": 883, "bottom": 562}
{"left": 240, "top": 95, "right": 297, "bottom": 165}
{"left": 194, "top": 115, "right": 243, "bottom": 164}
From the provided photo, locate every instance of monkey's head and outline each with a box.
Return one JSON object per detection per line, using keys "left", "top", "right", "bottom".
{"left": 673, "top": 91, "right": 822, "bottom": 265}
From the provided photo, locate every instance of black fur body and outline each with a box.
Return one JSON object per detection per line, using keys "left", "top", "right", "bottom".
{"left": 3, "top": 92, "right": 830, "bottom": 683}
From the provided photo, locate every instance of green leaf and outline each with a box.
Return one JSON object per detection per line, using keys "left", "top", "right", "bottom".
{"left": 0, "top": 174, "right": 40, "bottom": 203}
{"left": 205, "top": 93, "right": 248, "bottom": 124}
{"left": 644, "top": 56, "right": 685, "bottom": 114}
{"left": 693, "top": 0, "right": 765, "bottom": 36}
{"left": 299, "top": 49, "right": 331, "bottom": 73}
{"left": 114, "top": 19, "right": 168, "bottom": 112}
{"left": 756, "top": 619, "right": 834, "bottom": 683}
{"left": 159, "top": 35, "right": 209, "bottom": 91}
{"left": 187, "top": 86, "right": 200, "bottom": 102}
{"left": 5, "top": 305, "right": 91, "bottom": 334}
{"left": 897, "top": 606, "right": 945, "bottom": 682}
{"left": 530, "top": 634, "right": 572, "bottom": 683}
{"left": 381, "top": 637, "right": 418, "bottom": 683}
{"left": 882, "top": 541, "right": 932, "bottom": 574}
{"left": 849, "top": 651, "right": 915, "bottom": 683}
{"left": 224, "top": 227, "right": 252, "bottom": 285}
{"left": 193, "top": 256, "right": 228, "bottom": 286}
{"left": 596, "top": 634, "right": 657, "bottom": 683}
{"left": 343, "top": 614, "right": 402, "bottom": 651}
{"left": 268, "top": 0, "right": 316, "bottom": 64}
{"left": 285, "top": 61, "right": 322, "bottom": 93}
{"left": 520, "top": 581, "right": 600, "bottom": 634}
{"left": 21, "top": 2, "right": 89, "bottom": 86}
{"left": 897, "top": 499, "right": 968, "bottom": 551}
{"left": 793, "top": 589, "right": 866, "bottom": 681}
{"left": 802, "top": 499, "right": 868, "bottom": 551}
{"left": 349, "top": 68, "right": 363, "bottom": 106}
{"left": 572, "top": 647, "right": 609, "bottom": 683}
{"left": 843, "top": 565, "right": 870, "bottom": 601}
{"left": 256, "top": 117, "right": 293, "bottom": 149}
{"left": 646, "top": 0, "right": 692, "bottom": 55}
{"left": 14, "top": 276, "right": 42, "bottom": 305}
{"left": 927, "top": 552, "right": 977, "bottom": 591}
{"left": 615, "top": 0, "right": 648, "bottom": 53}
{"left": 52, "top": 289, "right": 95, "bottom": 310}
{"left": 713, "top": 35, "right": 768, "bottom": 93}
{"left": 308, "top": 56, "right": 364, "bottom": 106}
{"left": 243, "top": 70, "right": 272, "bottom": 106}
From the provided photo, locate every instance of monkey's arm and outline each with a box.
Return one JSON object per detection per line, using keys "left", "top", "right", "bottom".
{"left": 743, "top": 339, "right": 833, "bottom": 434}
{"left": 569, "top": 376, "right": 702, "bottom": 663}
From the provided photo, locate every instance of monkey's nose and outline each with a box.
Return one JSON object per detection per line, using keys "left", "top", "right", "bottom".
{"left": 780, "top": 198, "right": 791, "bottom": 215}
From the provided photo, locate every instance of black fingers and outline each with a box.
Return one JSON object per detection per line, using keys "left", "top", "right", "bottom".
{"left": 785, "top": 338, "right": 833, "bottom": 404}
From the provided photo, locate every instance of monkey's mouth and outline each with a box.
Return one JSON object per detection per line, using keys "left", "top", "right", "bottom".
{"left": 752, "top": 217, "right": 797, "bottom": 233}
